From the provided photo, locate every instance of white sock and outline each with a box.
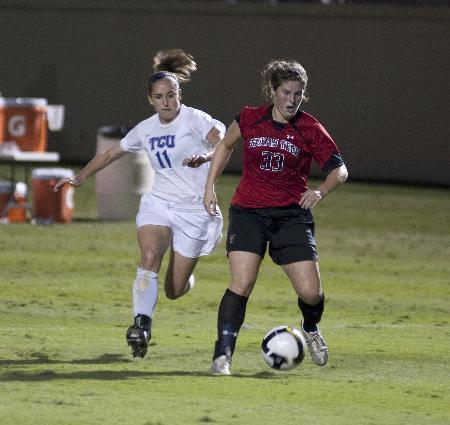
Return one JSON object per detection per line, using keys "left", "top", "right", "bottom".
{"left": 132, "top": 268, "right": 158, "bottom": 318}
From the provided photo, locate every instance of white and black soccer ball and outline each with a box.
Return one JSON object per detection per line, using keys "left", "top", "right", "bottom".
{"left": 261, "top": 325, "right": 306, "bottom": 370}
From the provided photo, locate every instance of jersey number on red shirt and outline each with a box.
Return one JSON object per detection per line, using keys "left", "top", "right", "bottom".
{"left": 260, "top": 151, "right": 285, "bottom": 172}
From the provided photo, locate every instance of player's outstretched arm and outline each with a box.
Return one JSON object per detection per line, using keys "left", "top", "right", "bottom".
{"left": 54, "top": 145, "right": 128, "bottom": 192}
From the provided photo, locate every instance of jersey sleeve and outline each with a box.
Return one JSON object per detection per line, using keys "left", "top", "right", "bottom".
{"left": 190, "top": 108, "right": 226, "bottom": 143}
{"left": 212, "top": 119, "right": 226, "bottom": 138}
{"left": 235, "top": 106, "right": 251, "bottom": 137}
{"left": 120, "top": 125, "right": 144, "bottom": 153}
{"left": 309, "top": 121, "right": 345, "bottom": 174}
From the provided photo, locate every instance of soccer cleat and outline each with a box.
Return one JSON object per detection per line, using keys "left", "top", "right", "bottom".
{"left": 126, "top": 314, "right": 151, "bottom": 358}
{"left": 300, "top": 321, "right": 328, "bottom": 366}
{"left": 209, "top": 354, "right": 232, "bottom": 376}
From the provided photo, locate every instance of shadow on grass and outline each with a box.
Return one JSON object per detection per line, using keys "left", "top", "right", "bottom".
{"left": 0, "top": 353, "right": 129, "bottom": 366}
{"left": 0, "top": 357, "right": 280, "bottom": 381}
{"left": 0, "top": 352, "right": 284, "bottom": 381}
{"left": 0, "top": 370, "right": 212, "bottom": 381}
{"left": 72, "top": 217, "right": 101, "bottom": 223}
{"left": 72, "top": 218, "right": 134, "bottom": 224}
{"left": 0, "top": 370, "right": 280, "bottom": 381}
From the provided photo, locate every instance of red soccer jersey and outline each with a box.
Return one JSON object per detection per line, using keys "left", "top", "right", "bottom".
{"left": 231, "top": 104, "right": 343, "bottom": 208}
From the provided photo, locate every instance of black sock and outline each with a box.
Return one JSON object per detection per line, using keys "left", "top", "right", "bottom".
{"left": 213, "top": 289, "right": 248, "bottom": 359}
{"left": 298, "top": 294, "right": 325, "bottom": 332}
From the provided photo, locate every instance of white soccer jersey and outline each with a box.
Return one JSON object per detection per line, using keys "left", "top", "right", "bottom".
{"left": 120, "top": 104, "right": 225, "bottom": 204}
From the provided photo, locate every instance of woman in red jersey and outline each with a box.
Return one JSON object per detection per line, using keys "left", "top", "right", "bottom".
{"left": 204, "top": 60, "right": 348, "bottom": 375}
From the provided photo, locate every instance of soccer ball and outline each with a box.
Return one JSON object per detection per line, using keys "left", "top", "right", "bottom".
{"left": 261, "top": 325, "right": 306, "bottom": 370}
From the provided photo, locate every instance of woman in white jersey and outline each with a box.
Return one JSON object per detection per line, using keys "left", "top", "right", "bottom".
{"left": 54, "top": 49, "right": 224, "bottom": 358}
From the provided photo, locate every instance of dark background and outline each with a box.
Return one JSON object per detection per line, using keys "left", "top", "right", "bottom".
{"left": 0, "top": 0, "right": 449, "bottom": 185}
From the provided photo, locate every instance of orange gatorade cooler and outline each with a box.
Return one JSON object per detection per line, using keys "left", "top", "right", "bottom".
{"left": 0, "top": 98, "right": 48, "bottom": 151}
{"left": 32, "top": 168, "right": 74, "bottom": 223}
{"left": 0, "top": 181, "right": 27, "bottom": 223}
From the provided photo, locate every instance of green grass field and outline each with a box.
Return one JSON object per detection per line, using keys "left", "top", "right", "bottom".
{"left": 0, "top": 167, "right": 449, "bottom": 425}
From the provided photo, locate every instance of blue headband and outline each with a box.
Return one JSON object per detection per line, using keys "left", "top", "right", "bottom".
{"left": 149, "top": 71, "right": 178, "bottom": 84}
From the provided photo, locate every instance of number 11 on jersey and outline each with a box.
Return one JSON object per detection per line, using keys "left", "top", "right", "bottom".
{"left": 155, "top": 150, "right": 172, "bottom": 168}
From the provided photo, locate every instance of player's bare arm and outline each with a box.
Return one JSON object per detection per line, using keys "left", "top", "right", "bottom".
{"left": 299, "top": 164, "right": 348, "bottom": 209}
{"left": 203, "top": 121, "right": 241, "bottom": 215}
{"left": 54, "top": 145, "right": 127, "bottom": 192}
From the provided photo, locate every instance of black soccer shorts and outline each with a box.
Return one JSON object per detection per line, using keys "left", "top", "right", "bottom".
{"left": 226, "top": 204, "right": 318, "bottom": 265}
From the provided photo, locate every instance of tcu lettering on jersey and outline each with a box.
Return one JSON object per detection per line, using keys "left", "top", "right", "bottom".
{"left": 147, "top": 134, "right": 176, "bottom": 169}
{"left": 147, "top": 135, "right": 175, "bottom": 151}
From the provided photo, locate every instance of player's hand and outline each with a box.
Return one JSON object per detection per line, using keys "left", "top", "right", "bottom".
{"left": 54, "top": 176, "right": 82, "bottom": 192}
{"left": 203, "top": 186, "right": 218, "bottom": 216}
{"left": 299, "top": 189, "right": 323, "bottom": 209}
{"left": 182, "top": 154, "right": 208, "bottom": 168}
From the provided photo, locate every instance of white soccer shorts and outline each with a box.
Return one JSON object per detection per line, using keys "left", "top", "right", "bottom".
{"left": 136, "top": 193, "right": 223, "bottom": 258}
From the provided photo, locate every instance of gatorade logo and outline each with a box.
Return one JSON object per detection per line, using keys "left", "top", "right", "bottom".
{"left": 8, "top": 115, "right": 26, "bottom": 137}
{"left": 65, "top": 187, "right": 74, "bottom": 210}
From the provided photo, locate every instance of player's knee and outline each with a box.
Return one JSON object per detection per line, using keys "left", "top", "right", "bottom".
{"left": 300, "top": 287, "right": 323, "bottom": 306}
{"left": 164, "top": 286, "right": 178, "bottom": 300}
{"left": 164, "top": 285, "right": 183, "bottom": 300}
{"left": 140, "top": 250, "right": 161, "bottom": 270}
{"left": 301, "top": 291, "right": 322, "bottom": 306}
{"left": 230, "top": 278, "right": 255, "bottom": 297}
